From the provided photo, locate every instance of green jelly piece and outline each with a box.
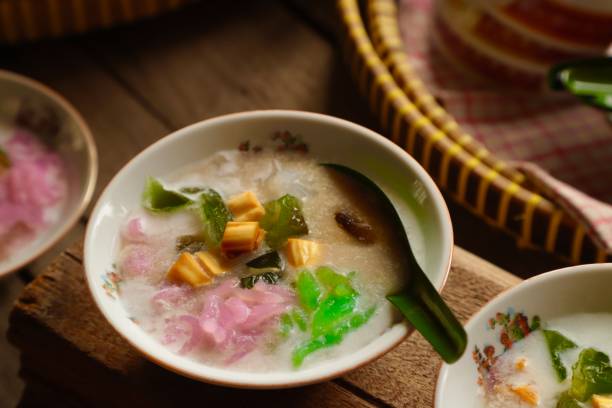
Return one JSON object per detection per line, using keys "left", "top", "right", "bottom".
{"left": 292, "top": 307, "right": 375, "bottom": 367}
{"left": 142, "top": 177, "right": 193, "bottom": 213}
{"left": 260, "top": 194, "right": 308, "bottom": 248}
{"left": 279, "top": 313, "right": 293, "bottom": 338}
{"left": 570, "top": 348, "right": 612, "bottom": 401}
{"left": 291, "top": 309, "right": 308, "bottom": 332}
{"left": 543, "top": 329, "right": 577, "bottom": 382}
{"left": 199, "top": 189, "right": 232, "bottom": 248}
{"left": 556, "top": 391, "right": 582, "bottom": 408}
{"left": 296, "top": 270, "right": 322, "bottom": 312}
{"left": 311, "top": 293, "right": 357, "bottom": 337}
{"left": 315, "top": 266, "right": 355, "bottom": 293}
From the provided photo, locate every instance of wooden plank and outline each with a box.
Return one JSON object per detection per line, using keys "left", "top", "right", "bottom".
{"left": 9, "top": 249, "right": 372, "bottom": 408}
{"left": 9, "top": 243, "right": 518, "bottom": 407}
{"left": 1, "top": 41, "right": 170, "bottom": 207}
{"left": 76, "top": 1, "right": 376, "bottom": 131}
{"left": 0, "top": 275, "right": 25, "bottom": 407}
{"left": 284, "top": 0, "right": 340, "bottom": 41}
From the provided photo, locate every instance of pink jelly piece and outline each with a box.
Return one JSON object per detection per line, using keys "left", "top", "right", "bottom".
{"left": 162, "top": 278, "right": 296, "bottom": 361}
{"left": 0, "top": 130, "right": 66, "bottom": 252}
{"left": 240, "top": 303, "right": 291, "bottom": 331}
{"left": 119, "top": 244, "right": 155, "bottom": 277}
{"left": 176, "top": 315, "right": 203, "bottom": 354}
{"left": 121, "top": 217, "right": 148, "bottom": 243}
{"left": 225, "top": 335, "right": 257, "bottom": 365}
{"left": 224, "top": 297, "right": 251, "bottom": 325}
{"left": 151, "top": 285, "right": 191, "bottom": 310}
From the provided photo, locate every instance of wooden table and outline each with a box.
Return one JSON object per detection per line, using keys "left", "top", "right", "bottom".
{"left": 0, "top": 1, "right": 564, "bottom": 406}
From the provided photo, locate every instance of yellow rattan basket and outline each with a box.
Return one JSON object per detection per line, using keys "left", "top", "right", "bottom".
{"left": 0, "top": 0, "right": 191, "bottom": 44}
{"left": 337, "top": 0, "right": 611, "bottom": 264}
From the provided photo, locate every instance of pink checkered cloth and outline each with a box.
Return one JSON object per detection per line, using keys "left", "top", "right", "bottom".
{"left": 398, "top": 0, "right": 612, "bottom": 254}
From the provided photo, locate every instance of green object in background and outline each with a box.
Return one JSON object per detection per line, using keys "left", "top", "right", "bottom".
{"left": 549, "top": 57, "right": 612, "bottom": 111}
{"left": 543, "top": 329, "right": 577, "bottom": 382}
{"left": 142, "top": 177, "right": 193, "bottom": 213}
{"left": 291, "top": 267, "right": 375, "bottom": 367}
{"left": 292, "top": 307, "right": 375, "bottom": 367}
{"left": 239, "top": 271, "right": 281, "bottom": 289}
{"left": 321, "top": 163, "right": 467, "bottom": 364}
{"left": 246, "top": 251, "right": 283, "bottom": 272}
{"left": 199, "top": 189, "right": 232, "bottom": 248}
{"left": 556, "top": 391, "right": 582, "bottom": 408}
{"left": 260, "top": 194, "right": 309, "bottom": 248}
{"left": 570, "top": 348, "right": 612, "bottom": 402}
{"left": 295, "top": 270, "right": 322, "bottom": 313}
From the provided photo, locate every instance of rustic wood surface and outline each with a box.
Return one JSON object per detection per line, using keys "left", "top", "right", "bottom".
{"left": 0, "top": 1, "right": 563, "bottom": 406}
{"left": 8, "top": 244, "right": 519, "bottom": 408}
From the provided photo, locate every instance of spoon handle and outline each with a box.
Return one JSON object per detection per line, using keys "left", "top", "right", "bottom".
{"left": 388, "top": 271, "right": 467, "bottom": 363}
{"left": 549, "top": 57, "right": 612, "bottom": 111}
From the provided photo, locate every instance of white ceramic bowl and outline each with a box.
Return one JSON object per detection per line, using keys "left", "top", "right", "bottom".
{"left": 84, "top": 110, "right": 453, "bottom": 388}
{"left": 0, "top": 70, "right": 97, "bottom": 277}
{"left": 436, "top": 263, "right": 612, "bottom": 407}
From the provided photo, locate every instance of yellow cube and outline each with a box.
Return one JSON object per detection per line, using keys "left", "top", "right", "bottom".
{"left": 227, "top": 191, "right": 265, "bottom": 222}
{"left": 593, "top": 394, "right": 612, "bottom": 408}
{"left": 221, "top": 221, "right": 265, "bottom": 253}
{"left": 194, "top": 251, "right": 225, "bottom": 276}
{"left": 166, "top": 252, "right": 213, "bottom": 287}
{"left": 286, "top": 238, "right": 321, "bottom": 267}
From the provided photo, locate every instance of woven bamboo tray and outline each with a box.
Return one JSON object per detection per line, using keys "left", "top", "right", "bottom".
{"left": 0, "top": 0, "right": 191, "bottom": 44}
{"left": 337, "top": 0, "right": 611, "bottom": 264}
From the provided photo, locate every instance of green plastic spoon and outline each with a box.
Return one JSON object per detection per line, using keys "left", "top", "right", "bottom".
{"left": 322, "top": 164, "right": 467, "bottom": 363}
{"left": 549, "top": 57, "right": 612, "bottom": 111}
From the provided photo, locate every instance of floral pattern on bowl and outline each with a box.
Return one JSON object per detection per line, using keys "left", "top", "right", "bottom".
{"left": 101, "top": 269, "right": 123, "bottom": 299}
{"left": 473, "top": 310, "right": 540, "bottom": 389}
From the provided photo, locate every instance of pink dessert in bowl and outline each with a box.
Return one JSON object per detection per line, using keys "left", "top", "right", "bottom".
{"left": 0, "top": 69, "right": 97, "bottom": 276}
{"left": 0, "top": 130, "right": 67, "bottom": 258}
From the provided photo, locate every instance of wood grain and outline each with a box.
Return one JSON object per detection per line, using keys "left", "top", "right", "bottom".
{"left": 9, "top": 243, "right": 519, "bottom": 407}
{"left": 0, "top": 275, "right": 25, "bottom": 407}
{"left": 76, "top": 0, "right": 376, "bottom": 131}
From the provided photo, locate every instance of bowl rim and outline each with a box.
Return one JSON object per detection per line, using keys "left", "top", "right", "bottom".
{"left": 0, "top": 69, "right": 98, "bottom": 278}
{"left": 434, "top": 262, "right": 612, "bottom": 407}
{"left": 84, "top": 109, "right": 454, "bottom": 388}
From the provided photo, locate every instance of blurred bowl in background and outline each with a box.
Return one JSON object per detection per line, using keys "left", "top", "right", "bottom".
{"left": 432, "top": 0, "right": 612, "bottom": 87}
{"left": 0, "top": 70, "right": 98, "bottom": 277}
